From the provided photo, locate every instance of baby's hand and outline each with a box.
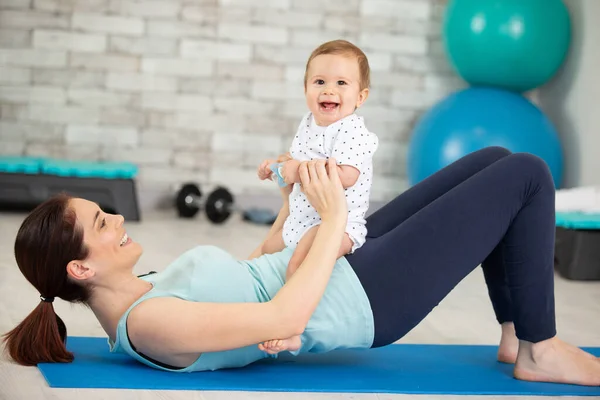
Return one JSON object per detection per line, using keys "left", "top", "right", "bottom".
{"left": 277, "top": 152, "right": 293, "bottom": 163}
{"left": 258, "top": 159, "right": 275, "bottom": 180}
{"left": 281, "top": 159, "right": 301, "bottom": 185}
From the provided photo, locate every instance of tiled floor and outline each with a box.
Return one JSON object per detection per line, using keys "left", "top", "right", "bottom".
{"left": 1, "top": 209, "right": 599, "bottom": 400}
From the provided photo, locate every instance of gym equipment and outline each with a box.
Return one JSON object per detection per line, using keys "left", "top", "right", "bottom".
{"left": 38, "top": 336, "right": 600, "bottom": 395}
{"left": 243, "top": 208, "right": 278, "bottom": 225}
{"left": 554, "top": 211, "right": 600, "bottom": 281}
{"left": 407, "top": 87, "right": 564, "bottom": 188}
{"left": 443, "top": 0, "right": 571, "bottom": 92}
{"left": 0, "top": 156, "right": 140, "bottom": 220}
{"left": 175, "top": 183, "right": 235, "bottom": 223}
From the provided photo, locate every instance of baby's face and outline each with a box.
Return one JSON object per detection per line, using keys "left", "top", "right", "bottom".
{"left": 305, "top": 54, "right": 368, "bottom": 126}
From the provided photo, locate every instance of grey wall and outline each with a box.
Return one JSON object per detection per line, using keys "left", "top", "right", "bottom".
{"left": 537, "top": 0, "right": 600, "bottom": 189}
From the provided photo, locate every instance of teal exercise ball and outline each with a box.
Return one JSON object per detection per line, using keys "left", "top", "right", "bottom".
{"left": 443, "top": 0, "right": 571, "bottom": 92}
{"left": 407, "top": 87, "right": 564, "bottom": 188}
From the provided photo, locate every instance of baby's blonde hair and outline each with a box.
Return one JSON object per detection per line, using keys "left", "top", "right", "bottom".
{"left": 304, "top": 40, "right": 371, "bottom": 91}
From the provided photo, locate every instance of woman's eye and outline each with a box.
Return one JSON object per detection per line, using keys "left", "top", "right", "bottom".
{"left": 101, "top": 218, "right": 106, "bottom": 228}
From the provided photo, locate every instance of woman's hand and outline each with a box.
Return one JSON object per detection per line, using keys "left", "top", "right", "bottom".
{"left": 298, "top": 158, "right": 347, "bottom": 223}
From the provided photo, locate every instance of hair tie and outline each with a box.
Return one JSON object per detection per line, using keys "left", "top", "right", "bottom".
{"left": 40, "top": 296, "right": 55, "bottom": 303}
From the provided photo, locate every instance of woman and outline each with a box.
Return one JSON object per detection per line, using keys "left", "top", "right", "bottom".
{"left": 3, "top": 147, "right": 600, "bottom": 386}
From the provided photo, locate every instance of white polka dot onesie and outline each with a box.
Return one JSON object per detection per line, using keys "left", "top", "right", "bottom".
{"left": 283, "top": 112, "right": 379, "bottom": 253}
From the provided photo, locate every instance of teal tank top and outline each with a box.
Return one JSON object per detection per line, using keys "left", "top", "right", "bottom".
{"left": 108, "top": 245, "right": 375, "bottom": 372}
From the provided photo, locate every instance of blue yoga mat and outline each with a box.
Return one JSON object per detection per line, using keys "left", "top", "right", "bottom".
{"left": 38, "top": 337, "right": 600, "bottom": 396}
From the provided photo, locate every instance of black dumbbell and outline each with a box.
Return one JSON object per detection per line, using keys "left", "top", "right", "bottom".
{"left": 175, "top": 183, "right": 235, "bottom": 224}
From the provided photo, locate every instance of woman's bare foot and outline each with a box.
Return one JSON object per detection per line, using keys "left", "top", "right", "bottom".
{"left": 258, "top": 335, "right": 302, "bottom": 355}
{"left": 497, "top": 323, "right": 599, "bottom": 365}
{"left": 497, "top": 322, "right": 519, "bottom": 364}
{"left": 514, "top": 337, "right": 600, "bottom": 386}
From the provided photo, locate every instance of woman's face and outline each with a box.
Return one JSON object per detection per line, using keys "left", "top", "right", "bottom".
{"left": 69, "top": 198, "right": 142, "bottom": 281}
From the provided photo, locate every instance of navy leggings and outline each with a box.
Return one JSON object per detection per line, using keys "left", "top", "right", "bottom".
{"left": 346, "top": 147, "right": 557, "bottom": 348}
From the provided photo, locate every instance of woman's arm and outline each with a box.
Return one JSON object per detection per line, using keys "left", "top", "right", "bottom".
{"left": 283, "top": 160, "right": 359, "bottom": 188}
{"left": 129, "top": 159, "right": 348, "bottom": 355}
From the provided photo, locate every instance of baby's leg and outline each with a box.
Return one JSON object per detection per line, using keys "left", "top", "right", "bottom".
{"left": 258, "top": 335, "right": 302, "bottom": 355}
{"left": 261, "top": 228, "right": 285, "bottom": 255}
{"left": 338, "top": 233, "right": 354, "bottom": 258}
{"left": 286, "top": 226, "right": 319, "bottom": 281}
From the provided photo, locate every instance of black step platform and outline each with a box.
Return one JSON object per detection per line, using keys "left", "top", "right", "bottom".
{"left": 0, "top": 157, "right": 141, "bottom": 221}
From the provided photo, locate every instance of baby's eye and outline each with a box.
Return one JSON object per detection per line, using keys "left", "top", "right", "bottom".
{"left": 314, "top": 79, "right": 325, "bottom": 85}
{"left": 337, "top": 80, "right": 346, "bottom": 85}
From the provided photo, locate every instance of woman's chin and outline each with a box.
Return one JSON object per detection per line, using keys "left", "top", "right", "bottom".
{"left": 123, "top": 241, "right": 143, "bottom": 261}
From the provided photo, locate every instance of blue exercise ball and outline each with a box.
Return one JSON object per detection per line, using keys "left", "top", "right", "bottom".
{"left": 443, "top": 0, "right": 571, "bottom": 92}
{"left": 407, "top": 87, "right": 564, "bottom": 188}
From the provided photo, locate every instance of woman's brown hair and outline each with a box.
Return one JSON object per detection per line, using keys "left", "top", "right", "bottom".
{"left": 3, "top": 194, "right": 91, "bottom": 365}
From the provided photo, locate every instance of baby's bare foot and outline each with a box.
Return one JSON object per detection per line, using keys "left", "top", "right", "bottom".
{"left": 258, "top": 335, "right": 301, "bottom": 355}
{"left": 514, "top": 337, "right": 600, "bottom": 386}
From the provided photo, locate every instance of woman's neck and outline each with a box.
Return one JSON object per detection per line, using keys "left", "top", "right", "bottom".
{"left": 88, "top": 274, "right": 153, "bottom": 343}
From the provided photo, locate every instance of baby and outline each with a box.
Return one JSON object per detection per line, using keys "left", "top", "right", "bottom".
{"left": 257, "top": 40, "right": 379, "bottom": 355}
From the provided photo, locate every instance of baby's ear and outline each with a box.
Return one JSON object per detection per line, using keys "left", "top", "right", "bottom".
{"left": 356, "top": 88, "right": 369, "bottom": 108}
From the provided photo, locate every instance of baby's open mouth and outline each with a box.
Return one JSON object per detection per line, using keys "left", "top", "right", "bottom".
{"left": 320, "top": 102, "right": 339, "bottom": 111}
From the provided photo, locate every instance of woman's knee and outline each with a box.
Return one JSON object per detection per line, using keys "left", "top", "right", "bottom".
{"left": 484, "top": 146, "right": 512, "bottom": 159}
{"left": 508, "top": 153, "right": 555, "bottom": 190}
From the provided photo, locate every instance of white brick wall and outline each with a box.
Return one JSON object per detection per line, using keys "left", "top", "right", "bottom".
{"left": 34, "top": 0, "right": 108, "bottom": 13}
{"left": 109, "top": 37, "right": 178, "bottom": 56}
{"left": 140, "top": 93, "right": 211, "bottom": 111}
{"left": 71, "top": 13, "right": 144, "bottom": 36}
{"left": 70, "top": 52, "right": 139, "bottom": 71}
{"left": 67, "top": 88, "right": 134, "bottom": 107}
{"left": 33, "top": 29, "right": 107, "bottom": 52}
{"left": 0, "top": 10, "right": 70, "bottom": 29}
{"left": 0, "top": 48, "right": 67, "bottom": 67}
{"left": 106, "top": 72, "right": 177, "bottom": 92}
{"left": 0, "top": 0, "right": 459, "bottom": 204}
{"left": 180, "top": 40, "right": 252, "bottom": 62}
{"left": 109, "top": 0, "right": 180, "bottom": 18}
{"left": 0, "top": 67, "right": 31, "bottom": 84}
{"left": 0, "top": 85, "right": 66, "bottom": 104}
{"left": 141, "top": 58, "right": 213, "bottom": 77}
{"left": 146, "top": 20, "right": 215, "bottom": 39}
{"left": 218, "top": 24, "right": 289, "bottom": 45}
{"left": 66, "top": 125, "right": 138, "bottom": 146}
{"left": 0, "top": 28, "right": 31, "bottom": 48}
{"left": 33, "top": 69, "right": 105, "bottom": 88}
{"left": 1, "top": 0, "right": 31, "bottom": 9}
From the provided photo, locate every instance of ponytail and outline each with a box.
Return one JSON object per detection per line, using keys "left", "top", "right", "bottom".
{"left": 4, "top": 194, "right": 90, "bottom": 366}
{"left": 3, "top": 300, "right": 72, "bottom": 366}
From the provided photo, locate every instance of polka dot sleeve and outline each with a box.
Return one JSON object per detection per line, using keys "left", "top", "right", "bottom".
{"left": 331, "top": 129, "right": 379, "bottom": 172}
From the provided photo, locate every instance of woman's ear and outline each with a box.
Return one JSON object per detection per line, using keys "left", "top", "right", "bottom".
{"left": 66, "top": 260, "right": 95, "bottom": 282}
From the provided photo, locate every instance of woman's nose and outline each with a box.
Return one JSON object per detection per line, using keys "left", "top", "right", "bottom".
{"left": 115, "top": 214, "right": 124, "bottom": 227}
